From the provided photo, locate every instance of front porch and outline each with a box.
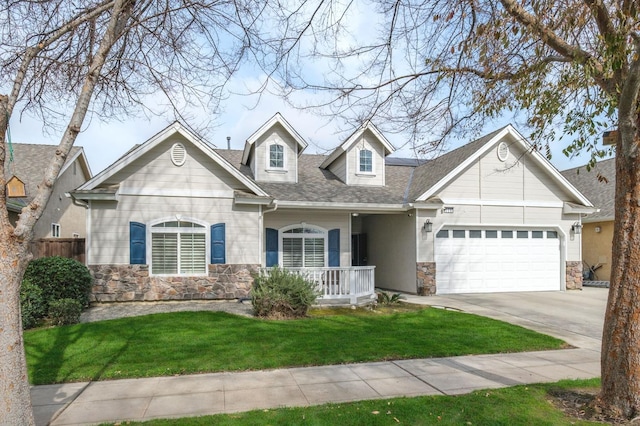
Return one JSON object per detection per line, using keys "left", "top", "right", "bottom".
{"left": 266, "top": 266, "right": 376, "bottom": 305}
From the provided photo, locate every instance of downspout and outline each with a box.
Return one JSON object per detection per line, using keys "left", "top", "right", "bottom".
{"left": 259, "top": 201, "right": 278, "bottom": 267}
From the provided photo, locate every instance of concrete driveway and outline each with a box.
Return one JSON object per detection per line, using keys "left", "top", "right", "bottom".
{"left": 404, "top": 287, "right": 609, "bottom": 351}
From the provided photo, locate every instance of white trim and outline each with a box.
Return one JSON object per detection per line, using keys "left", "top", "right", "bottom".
{"left": 86, "top": 201, "right": 92, "bottom": 265}
{"left": 71, "top": 191, "right": 118, "bottom": 201}
{"left": 278, "top": 224, "right": 328, "bottom": 268}
{"left": 77, "top": 122, "right": 268, "bottom": 197}
{"left": 266, "top": 141, "right": 286, "bottom": 171}
{"left": 119, "top": 187, "right": 234, "bottom": 198}
{"left": 170, "top": 143, "right": 187, "bottom": 166}
{"left": 242, "top": 112, "right": 308, "bottom": 164}
{"left": 51, "top": 222, "right": 60, "bottom": 238}
{"left": 356, "top": 148, "right": 375, "bottom": 174}
{"left": 274, "top": 200, "right": 409, "bottom": 212}
{"left": 60, "top": 147, "right": 93, "bottom": 179}
{"left": 440, "top": 198, "right": 564, "bottom": 208}
{"left": 415, "top": 125, "right": 593, "bottom": 208}
{"left": 147, "top": 216, "right": 210, "bottom": 277}
{"left": 320, "top": 121, "right": 395, "bottom": 169}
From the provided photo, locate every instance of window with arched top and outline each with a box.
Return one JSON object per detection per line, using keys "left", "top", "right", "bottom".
{"left": 150, "top": 219, "right": 207, "bottom": 275}
{"left": 281, "top": 225, "right": 326, "bottom": 267}
{"left": 269, "top": 143, "right": 285, "bottom": 169}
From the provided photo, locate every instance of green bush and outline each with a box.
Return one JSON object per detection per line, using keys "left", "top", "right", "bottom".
{"left": 20, "top": 279, "right": 47, "bottom": 329}
{"left": 23, "top": 256, "right": 92, "bottom": 310}
{"left": 377, "top": 291, "right": 404, "bottom": 305}
{"left": 48, "top": 298, "right": 82, "bottom": 326}
{"left": 252, "top": 267, "right": 319, "bottom": 318}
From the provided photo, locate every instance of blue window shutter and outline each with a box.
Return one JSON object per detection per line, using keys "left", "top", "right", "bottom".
{"left": 328, "top": 228, "right": 340, "bottom": 267}
{"left": 129, "top": 222, "right": 146, "bottom": 264}
{"left": 265, "top": 228, "right": 278, "bottom": 267}
{"left": 211, "top": 223, "right": 226, "bottom": 264}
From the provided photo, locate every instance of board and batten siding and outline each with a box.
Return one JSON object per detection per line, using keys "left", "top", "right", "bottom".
{"left": 263, "top": 210, "right": 350, "bottom": 267}
{"left": 252, "top": 123, "right": 298, "bottom": 183}
{"left": 416, "top": 136, "right": 582, "bottom": 263}
{"left": 89, "top": 196, "right": 260, "bottom": 265}
{"left": 362, "top": 213, "right": 416, "bottom": 293}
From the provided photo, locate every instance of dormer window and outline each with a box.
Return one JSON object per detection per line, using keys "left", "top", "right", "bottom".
{"left": 269, "top": 143, "right": 285, "bottom": 169}
{"left": 358, "top": 149, "right": 373, "bottom": 173}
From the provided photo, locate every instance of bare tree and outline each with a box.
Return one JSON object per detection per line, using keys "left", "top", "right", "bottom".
{"left": 272, "top": 0, "right": 640, "bottom": 419}
{"left": 0, "top": 0, "right": 284, "bottom": 422}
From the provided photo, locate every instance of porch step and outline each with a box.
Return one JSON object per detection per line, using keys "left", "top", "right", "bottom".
{"left": 583, "top": 280, "right": 609, "bottom": 288}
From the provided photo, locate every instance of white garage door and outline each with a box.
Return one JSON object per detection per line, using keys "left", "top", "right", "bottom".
{"left": 435, "top": 229, "right": 561, "bottom": 294}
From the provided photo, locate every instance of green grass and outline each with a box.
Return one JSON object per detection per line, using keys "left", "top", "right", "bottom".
{"left": 109, "top": 379, "right": 602, "bottom": 425}
{"left": 25, "top": 307, "right": 564, "bottom": 385}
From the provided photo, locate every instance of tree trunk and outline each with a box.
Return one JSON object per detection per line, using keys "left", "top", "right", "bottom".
{"left": 0, "top": 240, "right": 34, "bottom": 425}
{"left": 599, "top": 140, "right": 640, "bottom": 418}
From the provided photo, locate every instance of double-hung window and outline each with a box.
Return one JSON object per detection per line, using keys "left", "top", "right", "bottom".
{"left": 359, "top": 149, "right": 373, "bottom": 173}
{"left": 269, "top": 143, "right": 284, "bottom": 168}
{"left": 281, "top": 226, "right": 326, "bottom": 267}
{"left": 151, "top": 220, "right": 207, "bottom": 275}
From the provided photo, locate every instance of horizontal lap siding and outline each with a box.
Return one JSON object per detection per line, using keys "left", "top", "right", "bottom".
{"left": 328, "top": 153, "right": 347, "bottom": 183}
{"left": 89, "top": 196, "right": 260, "bottom": 265}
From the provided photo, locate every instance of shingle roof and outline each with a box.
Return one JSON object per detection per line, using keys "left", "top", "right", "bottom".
{"left": 216, "top": 150, "right": 414, "bottom": 204}
{"left": 407, "top": 127, "right": 506, "bottom": 201}
{"left": 4, "top": 143, "right": 82, "bottom": 204}
{"left": 561, "top": 158, "right": 615, "bottom": 222}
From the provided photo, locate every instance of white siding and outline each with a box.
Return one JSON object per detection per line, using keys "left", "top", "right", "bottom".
{"left": 264, "top": 210, "right": 350, "bottom": 267}
{"left": 89, "top": 196, "right": 260, "bottom": 265}
{"left": 363, "top": 213, "right": 416, "bottom": 293}
{"left": 252, "top": 124, "right": 298, "bottom": 183}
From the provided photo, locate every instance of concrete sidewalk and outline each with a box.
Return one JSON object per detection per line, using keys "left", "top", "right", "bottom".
{"left": 32, "top": 347, "right": 600, "bottom": 425}
{"left": 32, "top": 290, "right": 607, "bottom": 425}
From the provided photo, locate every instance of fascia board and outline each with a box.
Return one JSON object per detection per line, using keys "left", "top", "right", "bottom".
{"left": 274, "top": 200, "right": 409, "bottom": 212}
{"left": 416, "top": 126, "right": 512, "bottom": 201}
{"left": 245, "top": 112, "right": 308, "bottom": 153}
{"left": 416, "top": 125, "right": 594, "bottom": 207}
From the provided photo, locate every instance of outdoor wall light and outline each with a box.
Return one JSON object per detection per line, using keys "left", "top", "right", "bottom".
{"left": 571, "top": 222, "right": 583, "bottom": 234}
{"left": 595, "top": 226, "right": 601, "bottom": 233}
{"left": 423, "top": 219, "right": 433, "bottom": 232}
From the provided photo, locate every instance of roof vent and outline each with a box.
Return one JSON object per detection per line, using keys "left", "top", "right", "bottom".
{"left": 497, "top": 142, "right": 509, "bottom": 162}
{"left": 171, "top": 143, "right": 186, "bottom": 166}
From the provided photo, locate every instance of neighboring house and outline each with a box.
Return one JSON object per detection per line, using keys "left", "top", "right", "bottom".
{"left": 5, "top": 143, "right": 92, "bottom": 239}
{"left": 561, "top": 158, "right": 615, "bottom": 282}
{"left": 72, "top": 114, "right": 594, "bottom": 303}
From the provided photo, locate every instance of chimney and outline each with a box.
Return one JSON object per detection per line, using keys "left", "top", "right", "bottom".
{"left": 226, "top": 136, "right": 231, "bottom": 149}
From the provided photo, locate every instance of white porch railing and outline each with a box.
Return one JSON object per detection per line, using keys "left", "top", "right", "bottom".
{"left": 264, "top": 266, "right": 376, "bottom": 304}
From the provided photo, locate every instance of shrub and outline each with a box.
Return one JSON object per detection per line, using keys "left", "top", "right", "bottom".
{"left": 23, "top": 256, "right": 92, "bottom": 310}
{"left": 377, "top": 291, "right": 404, "bottom": 305}
{"left": 20, "top": 279, "right": 47, "bottom": 329}
{"left": 252, "top": 267, "right": 319, "bottom": 319}
{"left": 48, "top": 298, "right": 83, "bottom": 326}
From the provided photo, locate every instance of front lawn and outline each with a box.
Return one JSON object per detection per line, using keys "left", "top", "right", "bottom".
{"left": 25, "top": 307, "right": 565, "bottom": 385}
{"left": 113, "top": 379, "right": 602, "bottom": 425}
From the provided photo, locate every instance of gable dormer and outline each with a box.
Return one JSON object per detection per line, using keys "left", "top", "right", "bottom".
{"left": 320, "top": 122, "right": 395, "bottom": 186}
{"left": 241, "top": 113, "right": 307, "bottom": 183}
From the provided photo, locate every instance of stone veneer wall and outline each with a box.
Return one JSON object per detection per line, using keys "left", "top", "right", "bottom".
{"left": 566, "top": 261, "right": 583, "bottom": 290}
{"left": 89, "top": 264, "right": 259, "bottom": 302}
{"left": 416, "top": 262, "right": 436, "bottom": 295}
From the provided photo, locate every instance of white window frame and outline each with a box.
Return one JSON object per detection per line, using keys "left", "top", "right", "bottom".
{"left": 267, "top": 142, "right": 286, "bottom": 170}
{"left": 357, "top": 148, "right": 374, "bottom": 175}
{"left": 51, "top": 223, "right": 60, "bottom": 238}
{"left": 279, "top": 224, "right": 328, "bottom": 268}
{"left": 147, "top": 216, "right": 209, "bottom": 276}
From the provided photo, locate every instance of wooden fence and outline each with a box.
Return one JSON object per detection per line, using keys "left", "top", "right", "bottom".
{"left": 30, "top": 238, "right": 85, "bottom": 264}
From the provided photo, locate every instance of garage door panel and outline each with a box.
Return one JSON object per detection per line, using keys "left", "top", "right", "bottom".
{"left": 435, "top": 228, "right": 560, "bottom": 294}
